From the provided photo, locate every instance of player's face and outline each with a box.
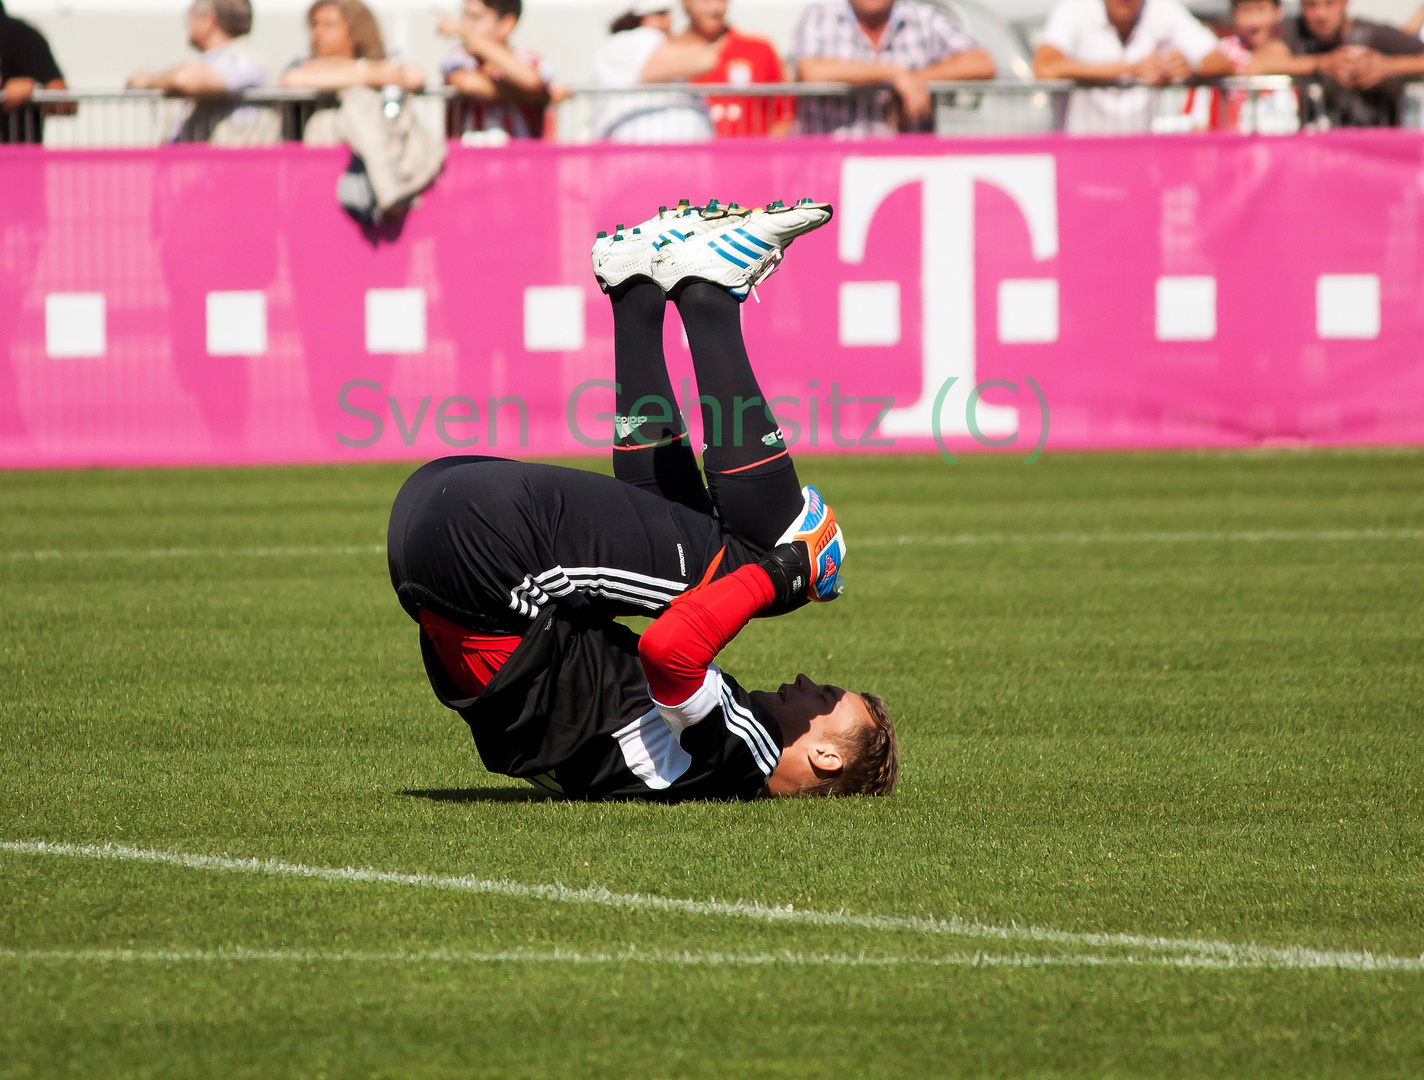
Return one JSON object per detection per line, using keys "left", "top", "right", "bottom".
{"left": 1300, "top": 0, "right": 1346, "bottom": 42}
{"left": 1233, "top": 0, "right": 1280, "bottom": 48}
{"left": 683, "top": 0, "right": 729, "bottom": 38}
{"left": 310, "top": 4, "right": 356, "bottom": 58}
{"left": 763, "top": 674, "right": 870, "bottom": 741}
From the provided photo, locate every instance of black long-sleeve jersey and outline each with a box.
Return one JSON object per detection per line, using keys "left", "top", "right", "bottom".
{"left": 416, "top": 605, "right": 782, "bottom": 801}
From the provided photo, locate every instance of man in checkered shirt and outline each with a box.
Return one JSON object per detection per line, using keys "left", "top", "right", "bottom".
{"left": 792, "top": 0, "right": 994, "bottom": 133}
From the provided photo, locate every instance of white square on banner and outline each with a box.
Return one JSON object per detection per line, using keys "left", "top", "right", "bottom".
{"left": 524, "top": 286, "right": 585, "bottom": 351}
{"left": 45, "top": 293, "right": 106, "bottom": 358}
{"left": 1155, "top": 276, "right": 1216, "bottom": 341}
{"left": 1316, "top": 274, "right": 1380, "bottom": 339}
{"left": 365, "top": 288, "right": 427, "bottom": 353}
{"left": 838, "top": 281, "right": 900, "bottom": 346}
{"left": 206, "top": 291, "right": 267, "bottom": 356}
{"left": 998, "top": 279, "right": 1059, "bottom": 343}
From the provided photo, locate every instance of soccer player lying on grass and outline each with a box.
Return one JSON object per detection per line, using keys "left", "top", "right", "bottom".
{"left": 387, "top": 198, "right": 897, "bottom": 801}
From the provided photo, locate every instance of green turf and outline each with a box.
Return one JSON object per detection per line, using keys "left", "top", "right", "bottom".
{"left": 2, "top": 450, "right": 1422, "bottom": 1078}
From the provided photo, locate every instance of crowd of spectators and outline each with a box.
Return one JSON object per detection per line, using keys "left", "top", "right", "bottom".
{"left": 6, "top": 0, "right": 1424, "bottom": 143}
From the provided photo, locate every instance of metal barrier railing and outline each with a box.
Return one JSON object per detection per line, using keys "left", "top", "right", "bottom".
{"left": 11, "top": 77, "right": 1419, "bottom": 148}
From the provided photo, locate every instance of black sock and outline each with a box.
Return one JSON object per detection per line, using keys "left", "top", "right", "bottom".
{"left": 675, "top": 283, "right": 802, "bottom": 550}
{"left": 610, "top": 281, "right": 712, "bottom": 514}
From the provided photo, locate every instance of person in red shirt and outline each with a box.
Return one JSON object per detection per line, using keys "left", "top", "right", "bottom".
{"left": 678, "top": 0, "right": 793, "bottom": 136}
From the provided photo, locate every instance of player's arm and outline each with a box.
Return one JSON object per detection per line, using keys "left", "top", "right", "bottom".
{"left": 638, "top": 547, "right": 811, "bottom": 708}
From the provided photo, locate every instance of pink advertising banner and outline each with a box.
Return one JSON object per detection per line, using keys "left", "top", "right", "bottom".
{"left": 2, "top": 132, "right": 1423, "bottom": 468}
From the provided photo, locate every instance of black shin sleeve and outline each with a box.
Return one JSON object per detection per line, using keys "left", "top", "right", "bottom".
{"left": 674, "top": 282, "right": 803, "bottom": 553}
{"left": 610, "top": 281, "right": 713, "bottom": 515}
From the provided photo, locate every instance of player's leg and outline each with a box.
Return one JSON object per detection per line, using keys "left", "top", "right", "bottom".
{"left": 608, "top": 280, "right": 713, "bottom": 515}
{"left": 674, "top": 281, "right": 803, "bottom": 554}
{"left": 389, "top": 455, "right": 726, "bottom": 627}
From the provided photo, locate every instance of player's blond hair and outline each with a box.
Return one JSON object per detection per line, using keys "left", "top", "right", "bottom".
{"left": 799, "top": 692, "right": 899, "bottom": 797}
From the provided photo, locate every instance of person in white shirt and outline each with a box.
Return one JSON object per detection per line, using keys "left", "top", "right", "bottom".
{"left": 1033, "top": 0, "right": 1232, "bottom": 132}
{"left": 592, "top": 0, "right": 721, "bottom": 142}
{"left": 127, "top": 0, "right": 272, "bottom": 141}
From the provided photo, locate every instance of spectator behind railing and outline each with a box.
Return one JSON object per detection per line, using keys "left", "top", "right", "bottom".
{"left": 126, "top": 0, "right": 275, "bottom": 143}
{"left": 592, "top": 0, "right": 719, "bottom": 142}
{"left": 791, "top": 0, "right": 994, "bottom": 135}
{"left": 1190, "top": 0, "right": 1296, "bottom": 129}
{"left": 1219, "top": 0, "right": 1280, "bottom": 70}
{"left": 439, "top": 0, "right": 556, "bottom": 140}
{"left": 681, "top": 0, "right": 792, "bottom": 136}
{"left": 1033, "top": 0, "right": 1231, "bottom": 133}
{"left": 281, "top": 0, "right": 425, "bottom": 144}
{"left": 1, "top": 0, "right": 71, "bottom": 144}
{"left": 1249, "top": 0, "right": 1424, "bottom": 126}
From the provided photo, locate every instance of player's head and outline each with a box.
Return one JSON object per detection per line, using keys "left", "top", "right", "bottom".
{"left": 758, "top": 675, "right": 898, "bottom": 798}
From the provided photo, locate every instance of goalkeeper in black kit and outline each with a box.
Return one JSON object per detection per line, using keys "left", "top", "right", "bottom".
{"left": 387, "top": 197, "right": 898, "bottom": 801}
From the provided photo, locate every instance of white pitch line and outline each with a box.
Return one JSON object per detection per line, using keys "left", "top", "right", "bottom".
{"left": 857, "top": 528, "right": 1424, "bottom": 548}
{"left": 4, "top": 841, "right": 1420, "bottom": 973}
{"left": 3, "top": 544, "right": 385, "bottom": 562}
{"left": 0, "top": 946, "right": 1344, "bottom": 971}
{"left": 5, "top": 529, "right": 1420, "bottom": 563}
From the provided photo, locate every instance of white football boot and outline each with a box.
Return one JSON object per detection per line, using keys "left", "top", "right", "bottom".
{"left": 590, "top": 200, "right": 749, "bottom": 294}
{"left": 650, "top": 199, "right": 833, "bottom": 301}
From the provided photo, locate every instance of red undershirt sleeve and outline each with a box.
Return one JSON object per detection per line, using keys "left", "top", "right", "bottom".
{"left": 638, "top": 563, "right": 776, "bottom": 707}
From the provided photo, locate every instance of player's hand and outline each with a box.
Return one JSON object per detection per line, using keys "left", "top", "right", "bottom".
{"left": 758, "top": 543, "right": 812, "bottom": 609}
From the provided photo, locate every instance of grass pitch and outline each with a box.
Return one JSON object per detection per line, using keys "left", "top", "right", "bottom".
{"left": 2, "top": 449, "right": 1422, "bottom": 1078}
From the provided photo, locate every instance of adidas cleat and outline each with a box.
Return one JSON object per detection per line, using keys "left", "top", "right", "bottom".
{"left": 776, "top": 484, "right": 846, "bottom": 601}
{"left": 647, "top": 198, "right": 751, "bottom": 256}
{"left": 591, "top": 200, "right": 750, "bottom": 294}
{"left": 650, "top": 198, "right": 833, "bottom": 301}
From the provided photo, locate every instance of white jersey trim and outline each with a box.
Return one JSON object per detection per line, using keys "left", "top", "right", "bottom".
{"left": 613, "top": 707, "right": 693, "bottom": 790}
{"left": 650, "top": 664, "right": 726, "bottom": 737}
{"left": 720, "top": 686, "right": 780, "bottom": 778}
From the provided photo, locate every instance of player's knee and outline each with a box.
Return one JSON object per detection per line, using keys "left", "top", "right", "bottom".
{"left": 676, "top": 281, "right": 734, "bottom": 325}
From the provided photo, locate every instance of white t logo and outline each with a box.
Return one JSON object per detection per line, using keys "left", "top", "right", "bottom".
{"left": 839, "top": 155, "right": 1059, "bottom": 437}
